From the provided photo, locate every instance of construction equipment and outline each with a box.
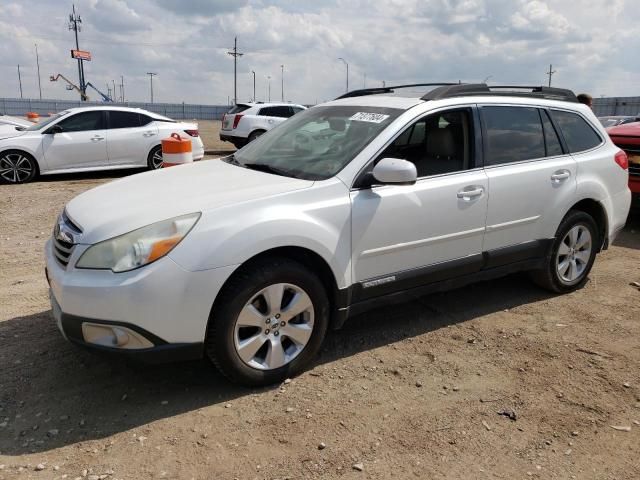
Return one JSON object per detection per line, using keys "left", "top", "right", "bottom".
{"left": 50, "top": 74, "right": 113, "bottom": 102}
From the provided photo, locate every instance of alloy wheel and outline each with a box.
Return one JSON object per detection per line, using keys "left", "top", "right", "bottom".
{"left": 0, "top": 153, "right": 33, "bottom": 183}
{"left": 151, "top": 148, "right": 163, "bottom": 169}
{"left": 233, "top": 283, "right": 315, "bottom": 370}
{"left": 556, "top": 224, "right": 592, "bottom": 283}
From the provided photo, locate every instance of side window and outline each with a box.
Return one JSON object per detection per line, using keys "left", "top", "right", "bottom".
{"left": 259, "top": 106, "right": 291, "bottom": 118}
{"left": 108, "top": 111, "right": 142, "bottom": 129}
{"left": 482, "top": 106, "right": 545, "bottom": 166}
{"left": 540, "top": 110, "right": 563, "bottom": 156}
{"left": 378, "top": 109, "right": 472, "bottom": 177}
{"left": 139, "top": 114, "right": 153, "bottom": 126}
{"left": 258, "top": 106, "right": 276, "bottom": 117}
{"left": 56, "top": 111, "right": 105, "bottom": 132}
{"left": 291, "top": 107, "right": 304, "bottom": 114}
{"left": 550, "top": 110, "right": 602, "bottom": 153}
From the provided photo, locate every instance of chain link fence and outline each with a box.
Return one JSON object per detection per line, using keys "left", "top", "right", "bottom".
{"left": 592, "top": 97, "right": 640, "bottom": 117}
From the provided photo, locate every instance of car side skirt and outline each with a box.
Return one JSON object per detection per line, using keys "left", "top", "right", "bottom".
{"left": 333, "top": 239, "right": 553, "bottom": 327}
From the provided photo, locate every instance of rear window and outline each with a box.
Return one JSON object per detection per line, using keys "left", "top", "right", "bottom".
{"left": 227, "top": 104, "right": 251, "bottom": 114}
{"left": 551, "top": 110, "right": 602, "bottom": 153}
{"left": 108, "top": 111, "right": 142, "bottom": 129}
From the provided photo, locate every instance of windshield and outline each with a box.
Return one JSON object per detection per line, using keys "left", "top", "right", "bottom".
{"left": 231, "top": 105, "right": 402, "bottom": 180}
{"left": 25, "top": 111, "right": 68, "bottom": 131}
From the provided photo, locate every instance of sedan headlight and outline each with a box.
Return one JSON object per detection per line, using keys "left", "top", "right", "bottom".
{"left": 76, "top": 213, "right": 201, "bottom": 272}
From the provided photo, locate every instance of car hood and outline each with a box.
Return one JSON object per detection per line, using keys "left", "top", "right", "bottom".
{"left": 65, "top": 159, "right": 314, "bottom": 244}
{"left": 0, "top": 126, "right": 27, "bottom": 140}
{"left": 607, "top": 121, "right": 640, "bottom": 139}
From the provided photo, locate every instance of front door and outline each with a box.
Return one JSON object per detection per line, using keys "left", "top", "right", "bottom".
{"left": 42, "top": 110, "right": 108, "bottom": 170}
{"left": 350, "top": 107, "right": 488, "bottom": 302}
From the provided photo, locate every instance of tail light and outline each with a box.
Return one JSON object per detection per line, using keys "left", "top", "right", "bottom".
{"left": 232, "top": 114, "right": 243, "bottom": 129}
{"left": 183, "top": 129, "right": 199, "bottom": 137}
{"left": 614, "top": 150, "right": 629, "bottom": 170}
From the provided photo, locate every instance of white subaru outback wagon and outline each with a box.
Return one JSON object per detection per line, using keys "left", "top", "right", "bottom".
{"left": 45, "top": 83, "right": 631, "bottom": 385}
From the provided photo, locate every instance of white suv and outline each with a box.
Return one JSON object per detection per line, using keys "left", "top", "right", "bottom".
{"left": 220, "top": 102, "right": 306, "bottom": 148}
{"left": 45, "top": 84, "right": 631, "bottom": 385}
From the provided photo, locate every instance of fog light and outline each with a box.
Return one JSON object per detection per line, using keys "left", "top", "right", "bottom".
{"left": 81, "top": 323, "right": 154, "bottom": 349}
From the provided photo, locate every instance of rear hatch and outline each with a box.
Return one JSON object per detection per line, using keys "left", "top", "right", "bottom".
{"left": 221, "top": 103, "right": 251, "bottom": 131}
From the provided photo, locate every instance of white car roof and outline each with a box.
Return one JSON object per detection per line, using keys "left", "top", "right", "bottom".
{"left": 241, "top": 102, "right": 306, "bottom": 108}
{"left": 61, "top": 106, "right": 172, "bottom": 120}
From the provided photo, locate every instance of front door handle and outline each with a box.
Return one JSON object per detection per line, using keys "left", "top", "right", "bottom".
{"left": 457, "top": 187, "right": 484, "bottom": 200}
{"left": 551, "top": 170, "right": 571, "bottom": 183}
{"left": 91, "top": 135, "right": 105, "bottom": 142}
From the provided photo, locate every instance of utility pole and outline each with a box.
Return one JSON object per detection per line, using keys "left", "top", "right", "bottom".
{"left": 146, "top": 72, "right": 157, "bottom": 103}
{"left": 337, "top": 58, "right": 349, "bottom": 92}
{"left": 267, "top": 75, "right": 271, "bottom": 102}
{"left": 35, "top": 44, "right": 42, "bottom": 99}
{"left": 281, "top": 64, "right": 284, "bottom": 102}
{"left": 226, "top": 36, "right": 244, "bottom": 105}
{"left": 69, "top": 4, "right": 86, "bottom": 100}
{"left": 251, "top": 70, "right": 256, "bottom": 102}
{"left": 120, "top": 75, "right": 124, "bottom": 102}
{"left": 546, "top": 64, "right": 556, "bottom": 87}
{"left": 112, "top": 79, "right": 116, "bottom": 101}
{"left": 17, "top": 65, "right": 23, "bottom": 99}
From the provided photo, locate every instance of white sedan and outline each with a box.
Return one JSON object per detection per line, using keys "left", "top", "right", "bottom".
{"left": 0, "top": 106, "right": 204, "bottom": 184}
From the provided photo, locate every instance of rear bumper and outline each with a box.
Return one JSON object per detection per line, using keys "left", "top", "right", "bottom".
{"left": 219, "top": 132, "right": 245, "bottom": 146}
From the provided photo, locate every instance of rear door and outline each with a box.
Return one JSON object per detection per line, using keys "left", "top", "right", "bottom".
{"left": 105, "top": 111, "right": 158, "bottom": 166}
{"left": 257, "top": 106, "right": 295, "bottom": 131}
{"left": 41, "top": 110, "right": 108, "bottom": 170}
{"left": 481, "top": 105, "right": 577, "bottom": 259}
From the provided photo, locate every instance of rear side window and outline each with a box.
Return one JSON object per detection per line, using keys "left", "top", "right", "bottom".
{"left": 227, "top": 104, "right": 251, "bottom": 114}
{"left": 108, "top": 111, "right": 142, "bottom": 129}
{"left": 482, "top": 106, "right": 545, "bottom": 165}
{"left": 550, "top": 110, "right": 602, "bottom": 153}
{"left": 139, "top": 114, "right": 153, "bottom": 126}
{"left": 259, "top": 106, "right": 292, "bottom": 118}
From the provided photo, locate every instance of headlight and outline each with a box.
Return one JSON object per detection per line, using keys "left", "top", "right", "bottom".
{"left": 76, "top": 213, "right": 201, "bottom": 272}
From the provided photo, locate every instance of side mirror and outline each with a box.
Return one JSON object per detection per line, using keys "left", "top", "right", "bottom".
{"left": 372, "top": 158, "right": 417, "bottom": 185}
{"left": 47, "top": 125, "right": 63, "bottom": 134}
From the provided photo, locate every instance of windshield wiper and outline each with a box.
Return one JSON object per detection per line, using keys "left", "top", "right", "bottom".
{"left": 242, "top": 163, "right": 296, "bottom": 177}
{"left": 224, "top": 153, "right": 240, "bottom": 165}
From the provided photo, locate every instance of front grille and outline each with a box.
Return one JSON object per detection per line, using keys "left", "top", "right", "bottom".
{"left": 52, "top": 211, "right": 82, "bottom": 269}
{"left": 617, "top": 144, "right": 640, "bottom": 177}
{"left": 630, "top": 165, "right": 640, "bottom": 177}
{"left": 52, "top": 237, "right": 75, "bottom": 267}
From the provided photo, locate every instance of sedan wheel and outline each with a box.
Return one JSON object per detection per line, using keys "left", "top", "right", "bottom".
{"left": 0, "top": 151, "right": 37, "bottom": 184}
{"left": 234, "top": 283, "right": 315, "bottom": 370}
{"left": 148, "top": 146, "right": 163, "bottom": 170}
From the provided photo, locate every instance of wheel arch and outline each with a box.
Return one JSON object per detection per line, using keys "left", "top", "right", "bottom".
{"left": 208, "top": 246, "right": 342, "bottom": 332}
{"left": 566, "top": 198, "right": 608, "bottom": 251}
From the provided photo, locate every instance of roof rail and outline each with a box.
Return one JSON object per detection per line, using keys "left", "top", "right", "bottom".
{"left": 335, "top": 83, "right": 457, "bottom": 100}
{"left": 422, "top": 84, "right": 578, "bottom": 103}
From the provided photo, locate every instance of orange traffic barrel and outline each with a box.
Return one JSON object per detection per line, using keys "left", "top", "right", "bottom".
{"left": 161, "top": 133, "right": 192, "bottom": 167}
{"left": 26, "top": 112, "right": 40, "bottom": 122}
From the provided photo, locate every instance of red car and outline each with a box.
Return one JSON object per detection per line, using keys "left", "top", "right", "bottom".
{"left": 608, "top": 122, "right": 640, "bottom": 201}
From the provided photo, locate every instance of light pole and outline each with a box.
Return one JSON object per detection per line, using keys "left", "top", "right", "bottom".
{"left": 251, "top": 70, "right": 256, "bottom": 102}
{"left": 17, "top": 65, "right": 23, "bottom": 99}
{"left": 337, "top": 57, "right": 349, "bottom": 93}
{"left": 146, "top": 72, "right": 157, "bottom": 103}
{"left": 267, "top": 75, "right": 271, "bottom": 102}
{"left": 281, "top": 64, "right": 284, "bottom": 102}
{"left": 35, "top": 44, "right": 42, "bottom": 99}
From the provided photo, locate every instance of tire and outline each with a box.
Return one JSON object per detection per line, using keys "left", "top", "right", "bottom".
{"left": 147, "top": 145, "right": 163, "bottom": 170}
{"left": 206, "top": 257, "right": 330, "bottom": 386}
{"left": 0, "top": 150, "right": 38, "bottom": 184}
{"left": 530, "top": 210, "right": 598, "bottom": 293}
{"left": 248, "top": 130, "right": 265, "bottom": 143}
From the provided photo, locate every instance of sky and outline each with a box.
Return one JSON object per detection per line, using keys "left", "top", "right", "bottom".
{"left": 0, "top": 0, "right": 638, "bottom": 106}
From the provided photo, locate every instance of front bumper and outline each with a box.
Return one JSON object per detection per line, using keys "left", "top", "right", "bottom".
{"left": 45, "top": 239, "right": 238, "bottom": 361}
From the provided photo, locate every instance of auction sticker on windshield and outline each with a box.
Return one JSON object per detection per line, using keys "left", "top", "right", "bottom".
{"left": 350, "top": 112, "right": 390, "bottom": 123}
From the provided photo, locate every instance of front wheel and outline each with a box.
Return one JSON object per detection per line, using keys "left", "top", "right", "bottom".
{"left": 147, "top": 145, "right": 163, "bottom": 170}
{"left": 530, "top": 210, "right": 598, "bottom": 293}
{"left": 0, "top": 150, "right": 38, "bottom": 184}
{"left": 206, "top": 258, "right": 329, "bottom": 386}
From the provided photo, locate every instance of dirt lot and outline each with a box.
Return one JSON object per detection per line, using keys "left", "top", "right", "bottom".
{"left": 1, "top": 166, "right": 639, "bottom": 480}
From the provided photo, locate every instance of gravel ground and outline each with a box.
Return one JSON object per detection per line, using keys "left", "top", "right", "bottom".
{"left": 0, "top": 164, "right": 639, "bottom": 480}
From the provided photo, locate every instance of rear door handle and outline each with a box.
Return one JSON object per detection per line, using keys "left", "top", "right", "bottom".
{"left": 551, "top": 170, "right": 571, "bottom": 183}
{"left": 91, "top": 135, "right": 104, "bottom": 142}
{"left": 457, "top": 187, "right": 484, "bottom": 200}
{"left": 143, "top": 131, "right": 156, "bottom": 137}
